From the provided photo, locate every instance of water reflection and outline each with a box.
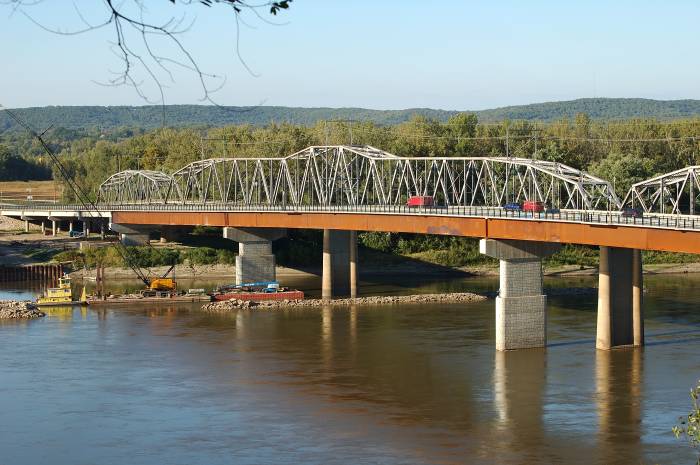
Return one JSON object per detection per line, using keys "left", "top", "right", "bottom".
{"left": 493, "top": 349, "right": 546, "bottom": 454}
{"left": 0, "top": 275, "right": 698, "bottom": 464}
{"left": 595, "top": 348, "right": 643, "bottom": 465}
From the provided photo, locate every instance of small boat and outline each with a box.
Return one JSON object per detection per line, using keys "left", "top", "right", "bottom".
{"left": 36, "top": 274, "right": 88, "bottom": 307}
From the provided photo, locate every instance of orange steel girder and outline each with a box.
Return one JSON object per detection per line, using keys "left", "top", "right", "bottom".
{"left": 112, "top": 211, "right": 700, "bottom": 254}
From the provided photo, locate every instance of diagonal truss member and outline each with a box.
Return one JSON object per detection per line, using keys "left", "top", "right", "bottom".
{"left": 100, "top": 146, "right": 621, "bottom": 210}
{"left": 623, "top": 166, "right": 700, "bottom": 215}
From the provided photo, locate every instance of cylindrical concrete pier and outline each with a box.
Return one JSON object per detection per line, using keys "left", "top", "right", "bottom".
{"left": 596, "top": 246, "right": 635, "bottom": 350}
{"left": 322, "top": 229, "right": 333, "bottom": 300}
{"left": 632, "top": 249, "right": 644, "bottom": 347}
{"left": 349, "top": 231, "right": 358, "bottom": 299}
{"left": 596, "top": 247, "right": 612, "bottom": 350}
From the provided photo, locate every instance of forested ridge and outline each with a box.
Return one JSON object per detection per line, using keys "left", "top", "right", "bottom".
{"left": 4, "top": 98, "right": 700, "bottom": 132}
{"left": 3, "top": 109, "right": 700, "bottom": 266}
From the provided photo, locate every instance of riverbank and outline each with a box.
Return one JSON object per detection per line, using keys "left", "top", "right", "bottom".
{"left": 64, "top": 260, "right": 700, "bottom": 282}
{"left": 3, "top": 232, "right": 700, "bottom": 280}
{"left": 201, "top": 292, "right": 488, "bottom": 312}
{"left": 0, "top": 301, "right": 45, "bottom": 319}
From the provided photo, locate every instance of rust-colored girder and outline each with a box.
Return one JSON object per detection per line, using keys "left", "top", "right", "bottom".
{"left": 112, "top": 211, "right": 700, "bottom": 254}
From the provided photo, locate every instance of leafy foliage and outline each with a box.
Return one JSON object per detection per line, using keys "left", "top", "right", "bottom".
{"left": 5, "top": 99, "right": 700, "bottom": 134}
{"left": 674, "top": 380, "right": 700, "bottom": 465}
{"left": 0, "top": 144, "right": 51, "bottom": 181}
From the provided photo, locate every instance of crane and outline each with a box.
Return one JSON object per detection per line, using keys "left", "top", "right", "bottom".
{"left": 2, "top": 107, "right": 176, "bottom": 292}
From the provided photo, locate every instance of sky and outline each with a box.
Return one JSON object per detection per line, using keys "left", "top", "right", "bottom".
{"left": 1, "top": 0, "right": 699, "bottom": 110}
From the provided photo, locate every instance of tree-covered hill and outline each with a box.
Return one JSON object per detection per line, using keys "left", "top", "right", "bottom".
{"left": 4, "top": 98, "right": 700, "bottom": 132}
{"left": 477, "top": 98, "right": 700, "bottom": 122}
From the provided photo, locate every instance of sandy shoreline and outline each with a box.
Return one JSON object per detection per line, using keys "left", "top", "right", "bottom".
{"left": 64, "top": 261, "right": 700, "bottom": 281}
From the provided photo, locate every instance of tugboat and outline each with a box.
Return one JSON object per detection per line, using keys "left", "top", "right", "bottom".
{"left": 36, "top": 274, "right": 88, "bottom": 307}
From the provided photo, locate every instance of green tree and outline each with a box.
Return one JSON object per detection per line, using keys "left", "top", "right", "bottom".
{"left": 674, "top": 380, "right": 700, "bottom": 465}
{"left": 589, "top": 152, "right": 657, "bottom": 196}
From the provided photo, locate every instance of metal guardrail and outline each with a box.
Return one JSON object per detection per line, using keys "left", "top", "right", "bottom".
{"left": 2, "top": 202, "right": 699, "bottom": 232}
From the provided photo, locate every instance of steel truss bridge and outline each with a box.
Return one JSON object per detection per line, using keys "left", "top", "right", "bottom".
{"left": 97, "top": 146, "right": 621, "bottom": 211}
{"left": 3, "top": 145, "right": 700, "bottom": 254}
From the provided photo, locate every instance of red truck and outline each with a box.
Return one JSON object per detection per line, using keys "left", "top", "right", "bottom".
{"left": 407, "top": 195, "right": 434, "bottom": 207}
{"left": 522, "top": 200, "right": 545, "bottom": 212}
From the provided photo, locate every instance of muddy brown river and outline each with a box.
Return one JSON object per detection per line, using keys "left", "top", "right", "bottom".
{"left": 1, "top": 273, "right": 699, "bottom": 464}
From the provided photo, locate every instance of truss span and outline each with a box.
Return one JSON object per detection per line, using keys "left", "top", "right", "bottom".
{"left": 98, "top": 170, "right": 179, "bottom": 204}
{"left": 168, "top": 145, "right": 621, "bottom": 210}
{"left": 623, "top": 166, "right": 700, "bottom": 215}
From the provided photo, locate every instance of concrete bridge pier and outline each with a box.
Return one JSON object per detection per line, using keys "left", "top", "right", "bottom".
{"left": 83, "top": 220, "right": 91, "bottom": 238}
{"left": 596, "top": 247, "right": 644, "bottom": 350}
{"left": 223, "top": 227, "right": 286, "bottom": 285}
{"left": 480, "top": 239, "right": 560, "bottom": 351}
{"left": 109, "top": 223, "right": 150, "bottom": 246}
{"left": 322, "top": 229, "right": 358, "bottom": 299}
{"left": 160, "top": 227, "right": 188, "bottom": 243}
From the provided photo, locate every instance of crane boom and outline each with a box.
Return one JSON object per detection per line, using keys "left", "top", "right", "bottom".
{"left": 3, "top": 107, "right": 153, "bottom": 287}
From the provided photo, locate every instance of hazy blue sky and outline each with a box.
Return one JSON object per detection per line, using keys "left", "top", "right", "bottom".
{"left": 1, "top": 0, "right": 699, "bottom": 110}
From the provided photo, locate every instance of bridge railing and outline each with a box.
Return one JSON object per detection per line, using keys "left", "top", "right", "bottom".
{"left": 3, "top": 202, "right": 700, "bottom": 232}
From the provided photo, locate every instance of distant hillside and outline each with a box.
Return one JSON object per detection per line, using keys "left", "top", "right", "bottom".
{"left": 477, "top": 98, "right": 700, "bottom": 122}
{"left": 2, "top": 98, "right": 700, "bottom": 132}
{"left": 0, "top": 106, "right": 457, "bottom": 133}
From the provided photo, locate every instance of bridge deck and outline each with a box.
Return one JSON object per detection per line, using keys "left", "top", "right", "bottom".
{"left": 3, "top": 204, "right": 700, "bottom": 254}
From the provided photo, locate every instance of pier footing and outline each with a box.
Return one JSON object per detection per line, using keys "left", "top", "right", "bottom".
{"left": 223, "top": 227, "right": 285, "bottom": 285}
{"left": 480, "top": 239, "right": 560, "bottom": 351}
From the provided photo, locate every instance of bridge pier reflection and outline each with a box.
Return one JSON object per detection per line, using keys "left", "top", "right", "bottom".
{"left": 493, "top": 349, "right": 546, "bottom": 454}
{"left": 595, "top": 348, "right": 643, "bottom": 464}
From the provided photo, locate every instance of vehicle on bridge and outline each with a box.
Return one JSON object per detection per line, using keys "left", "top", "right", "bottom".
{"left": 407, "top": 195, "right": 434, "bottom": 207}
{"left": 503, "top": 202, "right": 521, "bottom": 212}
{"left": 523, "top": 201, "right": 545, "bottom": 213}
{"left": 621, "top": 207, "right": 643, "bottom": 218}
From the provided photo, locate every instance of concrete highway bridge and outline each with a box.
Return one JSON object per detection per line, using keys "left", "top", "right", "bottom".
{"left": 2, "top": 145, "right": 700, "bottom": 352}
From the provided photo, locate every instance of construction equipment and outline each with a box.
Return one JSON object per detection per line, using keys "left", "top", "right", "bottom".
{"left": 2, "top": 108, "right": 174, "bottom": 294}
{"left": 146, "top": 264, "right": 177, "bottom": 291}
{"left": 140, "top": 264, "right": 177, "bottom": 296}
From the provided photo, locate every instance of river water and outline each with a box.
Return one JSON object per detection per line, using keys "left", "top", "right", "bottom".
{"left": 1, "top": 273, "right": 699, "bottom": 465}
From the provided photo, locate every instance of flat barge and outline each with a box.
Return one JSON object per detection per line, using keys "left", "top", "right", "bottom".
{"left": 212, "top": 290, "right": 304, "bottom": 302}
{"left": 88, "top": 294, "right": 212, "bottom": 305}
{"left": 36, "top": 300, "right": 88, "bottom": 307}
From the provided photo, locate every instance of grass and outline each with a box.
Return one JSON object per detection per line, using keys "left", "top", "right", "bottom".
{"left": 0, "top": 180, "right": 62, "bottom": 202}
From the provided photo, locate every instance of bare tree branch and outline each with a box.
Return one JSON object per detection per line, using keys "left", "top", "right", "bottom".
{"left": 1, "top": 0, "right": 293, "bottom": 108}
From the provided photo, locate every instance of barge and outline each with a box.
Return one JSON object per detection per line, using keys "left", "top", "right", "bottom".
{"left": 211, "top": 281, "right": 304, "bottom": 302}
{"left": 88, "top": 293, "right": 212, "bottom": 305}
{"left": 212, "top": 290, "right": 305, "bottom": 302}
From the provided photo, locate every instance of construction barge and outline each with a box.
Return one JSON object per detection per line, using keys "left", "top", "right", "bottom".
{"left": 210, "top": 282, "right": 304, "bottom": 302}
{"left": 88, "top": 293, "right": 212, "bottom": 305}
{"left": 36, "top": 275, "right": 304, "bottom": 307}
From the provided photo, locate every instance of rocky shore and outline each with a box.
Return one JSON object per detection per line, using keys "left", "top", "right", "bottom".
{"left": 201, "top": 292, "right": 487, "bottom": 312}
{"left": 0, "top": 301, "right": 45, "bottom": 319}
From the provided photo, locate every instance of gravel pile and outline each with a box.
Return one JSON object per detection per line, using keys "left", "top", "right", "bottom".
{"left": 0, "top": 301, "right": 46, "bottom": 319}
{"left": 201, "top": 292, "right": 486, "bottom": 312}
